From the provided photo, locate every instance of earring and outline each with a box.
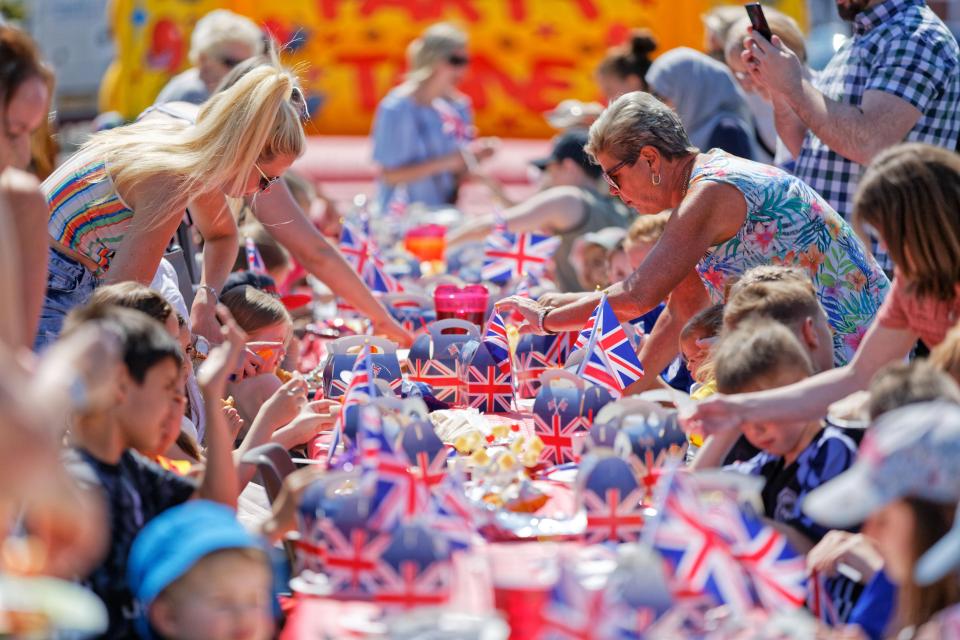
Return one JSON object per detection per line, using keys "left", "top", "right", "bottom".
{"left": 651, "top": 173, "right": 661, "bottom": 186}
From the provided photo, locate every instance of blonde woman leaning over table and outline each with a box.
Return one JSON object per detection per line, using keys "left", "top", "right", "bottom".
{"left": 37, "top": 62, "right": 303, "bottom": 361}
{"left": 144, "top": 54, "right": 413, "bottom": 348}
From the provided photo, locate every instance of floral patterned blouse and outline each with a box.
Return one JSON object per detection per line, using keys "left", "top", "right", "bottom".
{"left": 691, "top": 150, "right": 890, "bottom": 365}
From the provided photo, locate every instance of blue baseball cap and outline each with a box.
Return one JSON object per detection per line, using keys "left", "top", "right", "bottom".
{"left": 127, "top": 500, "right": 266, "bottom": 639}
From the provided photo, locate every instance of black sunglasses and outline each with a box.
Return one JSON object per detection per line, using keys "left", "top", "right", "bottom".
{"left": 219, "top": 55, "right": 246, "bottom": 69}
{"left": 601, "top": 158, "right": 632, "bottom": 191}
{"left": 255, "top": 163, "right": 281, "bottom": 194}
{"left": 447, "top": 54, "right": 470, "bottom": 67}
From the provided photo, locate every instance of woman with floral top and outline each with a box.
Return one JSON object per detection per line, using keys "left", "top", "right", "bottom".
{"left": 499, "top": 91, "right": 888, "bottom": 391}
{"left": 686, "top": 144, "right": 960, "bottom": 438}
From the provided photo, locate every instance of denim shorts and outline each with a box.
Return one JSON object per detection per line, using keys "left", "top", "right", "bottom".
{"left": 34, "top": 247, "right": 99, "bottom": 351}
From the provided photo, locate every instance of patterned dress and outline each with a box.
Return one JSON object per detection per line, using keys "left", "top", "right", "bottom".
{"left": 691, "top": 150, "right": 890, "bottom": 365}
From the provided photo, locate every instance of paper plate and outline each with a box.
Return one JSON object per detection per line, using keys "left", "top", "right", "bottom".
{"left": 0, "top": 575, "right": 108, "bottom": 634}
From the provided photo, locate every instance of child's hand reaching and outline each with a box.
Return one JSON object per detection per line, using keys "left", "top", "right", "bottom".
{"left": 224, "top": 405, "right": 245, "bottom": 441}
{"left": 197, "top": 306, "right": 248, "bottom": 398}
{"left": 259, "top": 374, "right": 309, "bottom": 429}
{"left": 807, "top": 531, "right": 883, "bottom": 583}
{"left": 272, "top": 399, "right": 338, "bottom": 448}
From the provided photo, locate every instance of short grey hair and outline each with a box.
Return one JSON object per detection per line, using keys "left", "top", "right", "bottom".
{"left": 586, "top": 91, "right": 696, "bottom": 164}
{"left": 189, "top": 10, "right": 264, "bottom": 64}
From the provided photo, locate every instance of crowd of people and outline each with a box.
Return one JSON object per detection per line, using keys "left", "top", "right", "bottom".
{"left": 1, "top": 0, "right": 960, "bottom": 638}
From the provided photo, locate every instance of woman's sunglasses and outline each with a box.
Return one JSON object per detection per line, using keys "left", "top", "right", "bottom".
{"left": 219, "top": 55, "right": 246, "bottom": 69}
{"left": 601, "top": 158, "right": 631, "bottom": 191}
{"left": 255, "top": 163, "right": 281, "bottom": 194}
{"left": 447, "top": 54, "right": 470, "bottom": 67}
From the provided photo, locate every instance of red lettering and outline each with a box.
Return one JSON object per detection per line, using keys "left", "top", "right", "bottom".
{"left": 571, "top": 0, "right": 599, "bottom": 19}
{"left": 316, "top": 0, "right": 343, "bottom": 20}
{"left": 459, "top": 54, "right": 526, "bottom": 112}
{"left": 506, "top": 0, "right": 596, "bottom": 22}
{"left": 526, "top": 58, "right": 576, "bottom": 111}
{"left": 460, "top": 55, "right": 576, "bottom": 114}
{"left": 359, "top": 0, "right": 480, "bottom": 22}
{"left": 507, "top": 0, "right": 527, "bottom": 21}
{"left": 335, "top": 54, "right": 401, "bottom": 111}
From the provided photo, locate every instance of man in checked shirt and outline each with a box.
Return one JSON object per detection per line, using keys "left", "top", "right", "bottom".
{"left": 741, "top": 0, "right": 960, "bottom": 274}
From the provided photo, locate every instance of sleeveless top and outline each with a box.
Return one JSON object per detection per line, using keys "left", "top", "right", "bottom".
{"left": 553, "top": 186, "right": 630, "bottom": 292}
{"left": 690, "top": 149, "right": 890, "bottom": 365}
{"left": 44, "top": 150, "right": 135, "bottom": 275}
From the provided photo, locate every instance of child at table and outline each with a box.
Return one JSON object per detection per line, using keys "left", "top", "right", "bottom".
{"left": 679, "top": 303, "right": 724, "bottom": 398}
{"left": 127, "top": 500, "right": 275, "bottom": 640}
{"left": 62, "top": 303, "right": 243, "bottom": 638}
{"left": 222, "top": 285, "right": 294, "bottom": 428}
{"left": 713, "top": 318, "right": 859, "bottom": 552}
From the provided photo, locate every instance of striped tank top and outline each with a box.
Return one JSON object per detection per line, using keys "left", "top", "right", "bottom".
{"left": 43, "top": 150, "right": 135, "bottom": 274}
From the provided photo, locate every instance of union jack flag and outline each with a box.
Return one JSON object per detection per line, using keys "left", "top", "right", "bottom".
{"left": 583, "top": 486, "right": 647, "bottom": 545}
{"left": 358, "top": 419, "right": 431, "bottom": 531}
{"left": 484, "top": 311, "right": 511, "bottom": 375}
{"left": 482, "top": 231, "right": 560, "bottom": 284}
{"left": 462, "top": 363, "right": 513, "bottom": 414}
{"left": 363, "top": 250, "right": 404, "bottom": 294}
{"left": 408, "top": 445, "right": 449, "bottom": 497}
{"left": 428, "top": 472, "right": 477, "bottom": 550}
{"left": 387, "top": 185, "right": 409, "bottom": 218}
{"left": 576, "top": 296, "right": 644, "bottom": 398}
{"left": 573, "top": 303, "right": 599, "bottom": 352}
{"left": 515, "top": 344, "right": 550, "bottom": 399}
{"left": 540, "top": 560, "right": 651, "bottom": 640}
{"left": 705, "top": 502, "right": 808, "bottom": 611}
{"left": 244, "top": 237, "right": 267, "bottom": 275}
{"left": 374, "top": 524, "right": 453, "bottom": 610}
{"left": 432, "top": 98, "right": 475, "bottom": 145}
{"left": 328, "top": 346, "right": 376, "bottom": 463}
{"left": 514, "top": 273, "right": 534, "bottom": 298}
{"left": 409, "top": 358, "right": 460, "bottom": 404}
{"left": 533, "top": 397, "right": 581, "bottom": 464}
{"left": 651, "top": 473, "right": 754, "bottom": 614}
{"left": 339, "top": 221, "right": 373, "bottom": 276}
{"left": 319, "top": 520, "right": 392, "bottom": 597}
{"left": 547, "top": 331, "right": 580, "bottom": 366}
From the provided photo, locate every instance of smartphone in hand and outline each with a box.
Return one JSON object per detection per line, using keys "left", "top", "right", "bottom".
{"left": 745, "top": 3, "right": 774, "bottom": 42}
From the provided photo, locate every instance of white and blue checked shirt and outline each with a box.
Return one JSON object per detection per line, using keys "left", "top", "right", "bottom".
{"left": 794, "top": 0, "right": 960, "bottom": 272}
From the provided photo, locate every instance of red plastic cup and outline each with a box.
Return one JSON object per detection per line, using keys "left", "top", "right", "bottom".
{"left": 405, "top": 224, "right": 447, "bottom": 262}
{"left": 487, "top": 543, "right": 558, "bottom": 639}
{"left": 433, "top": 284, "right": 489, "bottom": 328}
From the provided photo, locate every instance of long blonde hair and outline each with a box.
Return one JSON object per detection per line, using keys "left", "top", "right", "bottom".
{"left": 81, "top": 64, "right": 305, "bottom": 225}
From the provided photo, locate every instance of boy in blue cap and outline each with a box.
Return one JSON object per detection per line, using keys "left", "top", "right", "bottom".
{"left": 127, "top": 500, "right": 274, "bottom": 640}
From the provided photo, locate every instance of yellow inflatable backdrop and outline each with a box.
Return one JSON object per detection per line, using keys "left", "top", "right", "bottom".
{"left": 103, "top": 0, "right": 805, "bottom": 138}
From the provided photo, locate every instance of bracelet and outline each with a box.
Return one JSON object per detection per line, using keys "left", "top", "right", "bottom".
{"left": 536, "top": 307, "right": 556, "bottom": 335}
{"left": 197, "top": 285, "right": 219, "bottom": 303}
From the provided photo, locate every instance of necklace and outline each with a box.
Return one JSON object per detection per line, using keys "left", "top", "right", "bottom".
{"left": 680, "top": 156, "right": 696, "bottom": 198}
